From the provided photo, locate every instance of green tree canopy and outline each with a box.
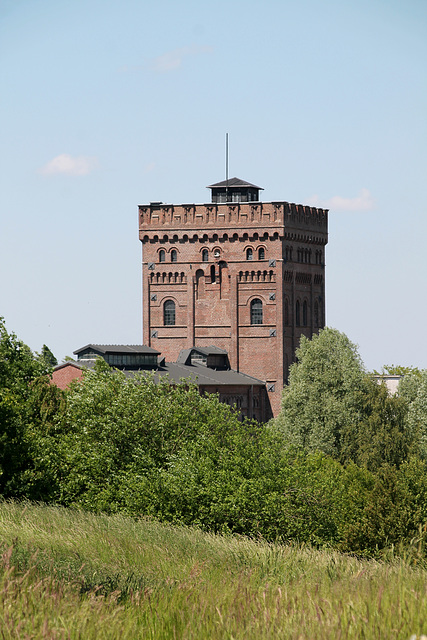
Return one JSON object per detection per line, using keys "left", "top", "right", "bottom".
{"left": 377, "top": 364, "right": 423, "bottom": 377}
{"left": 406, "top": 370, "right": 427, "bottom": 460}
{"left": 38, "top": 344, "right": 58, "bottom": 367}
{"left": 0, "top": 317, "right": 59, "bottom": 496}
{"left": 273, "top": 328, "right": 367, "bottom": 458}
{"left": 272, "top": 328, "right": 412, "bottom": 470}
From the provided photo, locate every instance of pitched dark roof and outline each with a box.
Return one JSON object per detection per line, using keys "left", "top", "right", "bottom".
{"left": 69, "top": 345, "right": 265, "bottom": 388}
{"left": 207, "top": 177, "right": 263, "bottom": 190}
{"left": 74, "top": 344, "right": 160, "bottom": 356}
{"left": 176, "top": 345, "right": 227, "bottom": 364}
{"left": 149, "top": 362, "right": 265, "bottom": 387}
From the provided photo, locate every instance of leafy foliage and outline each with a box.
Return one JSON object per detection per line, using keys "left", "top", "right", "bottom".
{"left": 406, "top": 370, "right": 427, "bottom": 460}
{"left": 0, "top": 318, "right": 61, "bottom": 497}
{"left": 38, "top": 344, "right": 58, "bottom": 367}
{"left": 273, "top": 328, "right": 414, "bottom": 471}
{"left": 273, "top": 328, "right": 368, "bottom": 458}
{"left": 342, "top": 378, "right": 413, "bottom": 471}
{"left": 3, "top": 319, "right": 427, "bottom": 557}
{"left": 375, "top": 364, "right": 423, "bottom": 377}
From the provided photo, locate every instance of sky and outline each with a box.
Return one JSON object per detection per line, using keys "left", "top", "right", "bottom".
{"left": 1, "top": 0, "right": 426, "bottom": 371}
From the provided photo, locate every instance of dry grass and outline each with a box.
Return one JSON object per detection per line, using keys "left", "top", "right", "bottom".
{"left": 0, "top": 500, "right": 427, "bottom": 639}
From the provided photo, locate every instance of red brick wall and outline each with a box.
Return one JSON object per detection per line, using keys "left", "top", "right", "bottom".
{"left": 51, "top": 364, "right": 84, "bottom": 389}
{"left": 139, "top": 200, "right": 328, "bottom": 417}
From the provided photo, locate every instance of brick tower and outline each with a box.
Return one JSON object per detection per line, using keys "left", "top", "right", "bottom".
{"left": 138, "top": 178, "right": 328, "bottom": 417}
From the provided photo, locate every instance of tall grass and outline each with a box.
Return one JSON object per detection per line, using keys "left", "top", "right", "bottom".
{"left": 1, "top": 500, "right": 427, "bottom": 639}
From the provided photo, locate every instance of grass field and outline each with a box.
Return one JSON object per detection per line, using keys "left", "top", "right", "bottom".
{"left": 1, "top": 500, "right": 427, "bottom": 639}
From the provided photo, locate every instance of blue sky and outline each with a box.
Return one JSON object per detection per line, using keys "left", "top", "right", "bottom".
{"left": 1, "top": 0, "right": 426, "bottom": 370}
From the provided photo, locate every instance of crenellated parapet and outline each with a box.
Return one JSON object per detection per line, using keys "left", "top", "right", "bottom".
{"left": 139, "top": 229, "right": 284, "bottom": 244}
{"left": 282, "top": 202, "right": 328, "bottom": 231}
{"left": 139, "top": 201, "right": 327, "bottom": 232}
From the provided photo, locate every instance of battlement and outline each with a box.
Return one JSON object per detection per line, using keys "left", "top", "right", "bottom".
{"left": 138, "top": 201, "right": 328, "bottom": 237}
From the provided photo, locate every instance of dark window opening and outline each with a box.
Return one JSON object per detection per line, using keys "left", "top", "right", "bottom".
{"left": 246, "top": 248, "right": 253, "bottom": 261}
{"left": 202, "top": 248, "right": 209, "bottom": 262}
{"left": 104, "top": 353, "right": 158, "bottom": 367}
{"left": 303, "top": 300, "right": 308, "bottom": 326}
{"left": 159, "top": 250, "right": 165, "bottom": 263}
{"left": 296, "top": 300, "right": 301, "bottom": 326}
{"left": 164, "top": 300, "right": 176, "bottom": 325}
{"left": 258, "top": 247, "right": 265, "bottom": 260}
{"left": 251, "top": 298, "right": 263, "bottom": 325}
{"left": 171, "top": 249, "right": 177, "bottom": 263}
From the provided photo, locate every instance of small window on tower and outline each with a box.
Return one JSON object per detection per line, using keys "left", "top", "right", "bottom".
{"left": 202, "top": 248, "right": 209, "bottom": 262}
{"left": 163, "top": 300, "right": 176, "bottom": 326}
{"left": 258, "top": 247, "right": 265, "bottom": 260}
{"left": 171, "top": 249, "right": 177, "bottom": 263}
{"left": 246, "top": 248, "right": 253, "bottom": 261}
{"left": 159, "top": 250, "right": 165, "bottom": 263}
{"left": 250, "top": 298, "right": 263, "bottom": 325}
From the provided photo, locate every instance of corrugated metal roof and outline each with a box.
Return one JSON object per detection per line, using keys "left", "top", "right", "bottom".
{"left": 68, "top": 345, "right": 266, "bottom": 388}
{"left": 74, "top": 344, "right": 161, "bottom": 356}
{"left": 150, "top": 362, "right": 265, "bottom": 387}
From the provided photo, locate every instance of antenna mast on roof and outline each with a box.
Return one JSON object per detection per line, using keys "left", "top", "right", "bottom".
{"left": 225, "top": 132, "right": 229, "bottom": 202}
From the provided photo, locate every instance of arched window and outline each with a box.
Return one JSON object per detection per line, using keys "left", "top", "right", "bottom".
{"left": 246, "top": 248, "right": 253, "bottom": 261}
{"left": 202, "top": 248, "right": 209, "bottom": 262}
{"left": 159, "top": 249, "right": 165, "bottom": 263}
{"left": 163, "top": 300, "right": 175, "bottom": 326}
{"left": 210, "top": 264, "right": 216, "bottom": 283}
{"left": 258, "top": 247, "right": 265, "bottom": 260}
{"left": 170, "top": 249, "right": 177, "bottom": 263}
{"left": 195, "top": 269, "right": 205, "bottom": 298}
{"left": 303, "top": 300, "right": 308, "bottom": 326}
{"left": 250, "top": 298, "right": 263, "bottom": 325}
{"left": 284, "top": 298, "right": 289, "bottom": 325}
{"left": 296, "top": 300, "right": 301, "bottom": 326}
{"left": 314, "top": 300, "right": 319, "bottom": 327}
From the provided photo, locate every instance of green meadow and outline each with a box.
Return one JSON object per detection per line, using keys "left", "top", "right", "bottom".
{"left": 1, "top": 501, "right": 427, "bottom": 639}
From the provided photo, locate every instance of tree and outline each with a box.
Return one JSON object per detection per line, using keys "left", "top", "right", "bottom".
{"left": 38, "top": 344, "right": 57, "bottom": 367}
{"left": 398, "top": 370, "right": 424, "bottom": 404}
{"left": 406, "top": 370, "right": 427, "bottom": 460}
{"left": 272, "top": 328, "right": 367, "bottom": 458}
{"left": 52, "top": 361, "right": 257, "bottom": 513}
{"left": 0, "top": 318, "right": 55, "bottom": 496}
{"left": 373, "top": 364, "right": 423, "bottom": 377}
{"left": 272, "top": 328, "right": 412, "bottom": 469}
{"left": 343, "top": 377, "right": 412, "bottom": 471}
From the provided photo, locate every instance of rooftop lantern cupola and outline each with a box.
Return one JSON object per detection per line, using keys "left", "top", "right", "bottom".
{"left": 207, "top": 177, "right": 263, "bottom": 204}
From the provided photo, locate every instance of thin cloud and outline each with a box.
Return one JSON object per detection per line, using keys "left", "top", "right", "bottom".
{"left": 149, "top": 45, "right": 212, "bottom": 73}
{"left": 307, "top": 188, "right": 374, "bottom": 211}
{"left": 39, "top": 154, "right": 98, "bottom": 176}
